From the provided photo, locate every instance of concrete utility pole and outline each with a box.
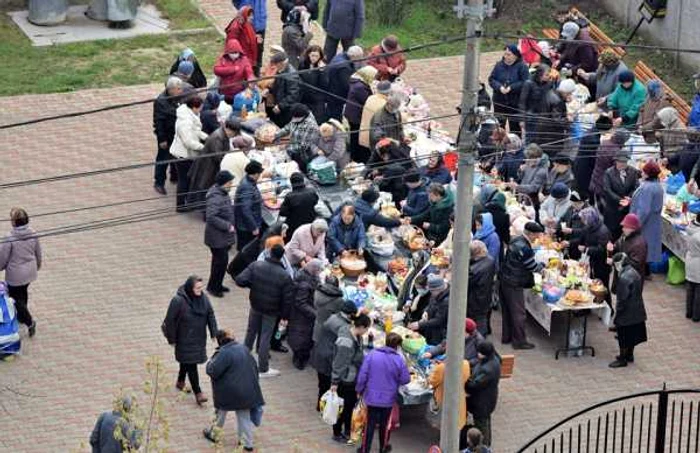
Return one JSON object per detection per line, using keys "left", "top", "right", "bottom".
{"left": 439, "top": 0, "right": 482, "bottom": 450}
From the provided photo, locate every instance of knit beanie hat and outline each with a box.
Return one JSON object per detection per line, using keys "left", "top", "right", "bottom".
{"left": 377, "top": 81, "right": 392, "bottom": 95}
{"left": 505, "top": 44, "right": 521, "bottom": 59}
{"left": 611, "top": 128, "right": 631, "bottom": 146}
{"left": 550, "top": 182, "right": 570, "bottom": 200}
{"left": 598, "top": 49, "right": 620, "bottom": 67}
{"left": 557, "top": 79, "right": 577, "bottom": 94}
{"left": 465, "top": 318, "right": 477, "bottom": 334}
{"left": 215, "top": 170, "right": 234, "bottom": 186}
{"left": 341, "top": 300, "right": 358, "bottom": 315}
{"left": 618, "top": 70, "right": 635, "bottom": 84}
{"left": 646, "top": 80, "right": 663, "bottom": 100}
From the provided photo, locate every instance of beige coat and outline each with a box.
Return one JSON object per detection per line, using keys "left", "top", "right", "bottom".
{"left": 359, "top": 93, "right": 387, "bottom": 149}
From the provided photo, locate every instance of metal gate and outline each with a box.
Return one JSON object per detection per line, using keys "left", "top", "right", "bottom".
{"left": 516, "top": 387, "right": 700, "bottom": 452}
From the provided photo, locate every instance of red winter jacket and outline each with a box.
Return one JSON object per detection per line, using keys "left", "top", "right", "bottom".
{"left": 214, "top": 39, "right": 254, "bottom": 100}
{"left": 225, "top": 6, "right": 259, "bottom": 67}
{"left": 367, "top": 45, "right": 406, "bottom": 81}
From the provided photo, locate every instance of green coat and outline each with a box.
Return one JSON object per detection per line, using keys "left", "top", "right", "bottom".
{"left": 411, "top": 190, "right": 455, "bottom": 245}
{"left": 607, "top": 80, "right": 647, "bottom": 127}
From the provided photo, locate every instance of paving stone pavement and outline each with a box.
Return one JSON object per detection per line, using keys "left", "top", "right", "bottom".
{"left": 1, "top": 3, "right": 700, "bottom": 453}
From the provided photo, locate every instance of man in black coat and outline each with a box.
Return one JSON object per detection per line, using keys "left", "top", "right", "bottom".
{"left": 602, "top": 150, "right": 640, "bottom": 241}
{"left": 234, "top": 161, "right": 265, "bottom": 252}
{"left": 467, "top": 341, "right": 501, "bottom": 447}
{"left": 205, "top": 171, "right": 237, "bottom": 298}
{"left": 499, "top": 222, "right": 544, "bottom": 349}
{"left": 407, "top": 274, "right": 450, "bottom": 345}
{"left": 326, "top": 45, "right": 363, "bottom": 120}
{"left": 235, "top": 245, "right": 296, "bottom": 376}
{"left": 152, "top": 76, "right": 185, "bottom": 195}
{"left": 203, "top": 329, "right": 265, "bottom": 448}
{"left": 279, "top": 172, "right": 319, "bottom": 239}
{"left": 268, "top": 52, "right": 302, "bottom": 127}
{"left": 188, "top": 119, "right": 240, "bottom": 210}
{"left": 468, "top": 241, "right": 496, "bottom": 336}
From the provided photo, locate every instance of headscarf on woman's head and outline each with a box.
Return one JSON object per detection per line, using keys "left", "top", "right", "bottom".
{"left": 646, "top": 80, "right": 663, "bottom": 101}
{"left": 179, "top": 48, "right": 195, "bottom": 62}
{"left": 506, "top": 133, "right": 523, "bottom": 152}
{"left": 656, "top": 107, "right": 682, "bottom": 129}
{"left": 304, "top": 259, "right": 324, "bottom": 277}
{"left": 203, "top": 92, "right": 221, "bottom": 111}
{"left": 479, "top": 184, "right": 498, "bottom": 206}
{"left": 183, "top": 275, "right": 201, "bottom": 300}
{"left": 353, "top": 65, "right": 379, "bottom": 86}
{"left": 239, "top": 5, "right": 254, "bottom": 20}
{"left": 579, "top": 207, "right": 602, "bottom": 229}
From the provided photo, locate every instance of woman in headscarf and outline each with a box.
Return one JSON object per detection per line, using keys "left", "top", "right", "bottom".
{"left": 488, "top": 45, "right": 529, "bottom": 135}
{"left": 281, "top": 7, "right": 313, "bottom": 69}
{"left": 421, "top": 151, "right": 453, "bottom": 185}
{"left": 579, "top": 207, "right": 612, "bottom": 307}
{"left": 162, "top": 275, "right": 218, "bottom": 405}
{"left": 654, "top": 107, "right": 689, "bottom": 158}
{"left": 200, "top": 92, "right": 222, "bottom": 135}
{"left": 345, "top": 65, "right": 379, "bottom": 163}
{"left": 225, "top": 6, "right": 259, "bottom": 71}
{"left": 288, "top": 259, "right": 323, "bottom": 370}
{"left": 478, "top": 185, "right": 510, "bottom": 248}
{"left": 630, "top": 161, "right": 665, "bottom": 275}
{"left": 637, "top": 80, "right": 671, "bottom": 142}
{"left": 169, "top": 48, "right": 207, "bottom": 88}
{"left": 609, "top": 252, "right": 647, "bottom": 368}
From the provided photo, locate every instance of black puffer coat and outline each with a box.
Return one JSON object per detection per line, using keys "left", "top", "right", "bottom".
{"left": 299, "top": 60, "right": 328, "bottom": 122}
{"left": 288, "top": 268, "right": 319, "bottom": 353}
{"left": 163, "top": 280, "right": 218, "bottom": 364}
{"left": 206, "top": 341, "right": 265, "bottom": 411}
{"left": 234, "top": 257, "right": 295, "bottom": 317}
{"left": 418, "top": 288, "right": 450, "bottom": 345}
{"left": 204, "top": 185, "right": 236, "bottom": 249}
{"left": 466, "top": 354, "right": 501, "bottom": 418}
{"left": 312, "top": 282, "right": 345, "bottom": 343}
{"left": 468, "top": 255, "right": 496, "bottom": 318}
{"left": 279, "top": 185, "right": 319, "bottom": 238}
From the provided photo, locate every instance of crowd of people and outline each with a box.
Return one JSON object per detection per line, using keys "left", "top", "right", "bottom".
{"left": 101, "top": 4, "right": 700, "bottom": 452}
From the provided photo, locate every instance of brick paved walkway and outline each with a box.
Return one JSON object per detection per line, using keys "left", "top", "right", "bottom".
{"left": 0, "top": 2, "right": 700, "bottom": 453}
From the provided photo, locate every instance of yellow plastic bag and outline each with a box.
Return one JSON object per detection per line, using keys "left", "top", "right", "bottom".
{"left": 350, "top": 399, "right": 367, "bottom": 444}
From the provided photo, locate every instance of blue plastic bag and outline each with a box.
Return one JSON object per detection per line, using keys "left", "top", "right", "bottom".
{"left": 666, "top": 172, "right": 686, "bottom": 195}
{"left": 649, "top": 251, "right": 669, "bottom": 274}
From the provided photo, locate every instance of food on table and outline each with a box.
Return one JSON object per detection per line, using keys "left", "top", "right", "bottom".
{"left": 564, "top": 289, "right": 590, "bottom": 305}
{"left": 340, "top": 252, "right": 367, "bottom": 277}
{"left": 381, "top": 204, "right": 401, "bottom": 219}
{"left": 430, "top": 249, "right": 450, "bottom": 268}
{"left": 254, "top": 123, "right": 280, "bottom": 144}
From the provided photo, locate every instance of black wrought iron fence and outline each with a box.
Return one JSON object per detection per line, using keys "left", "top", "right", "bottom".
{"left": 516, "top": 387, "right": 700, "bottom": 453}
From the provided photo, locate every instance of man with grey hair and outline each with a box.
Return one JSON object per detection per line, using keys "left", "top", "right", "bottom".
{"left": 152, "top": 76, "right": 185, "bottom": 195}
{"left": 326, "top": 45, "right": 365, "bottom": 121}
{"left": 369, "top": 91, "right": 405, "bottom": 150}
{"left": 285, "top": 219, "right": 329, "bottom": 267}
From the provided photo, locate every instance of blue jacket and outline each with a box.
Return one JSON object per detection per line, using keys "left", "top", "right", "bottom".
{"left": 402, "top": 177, "right": 430, "bottom": 216}
{"left": 232, "top": 0, "right": 267, "bottom": 32}
{"left": 630, "top": 180, "right": 664, "bottom": 263}
{"left": 231, "top": 88, "right": 261, "bottom": 118}
{"left": 690, "top": 94, "right": 700, "bottom": 130}
{"left": 488, "top": 58, "right": 529, "bottom": 107}
{"left": 327, "top": 214, "right": 366, "bottom": 256}
{"left": 497, "top": 148, "right": 524, "bottom": 182}
{"left": 233, "top": 175, "right": 263, "bottom": 232}
{"left": 322, "top": 0, "right": 365, "bottom": 40}
{"left": 420, "top": 164, "right": 453, "bottom": 185}
{"left": 475, "top": 212, "right": 501, "bottom": 269}
{"left": 353, "top": 199, "right": 401, "bottom": 229}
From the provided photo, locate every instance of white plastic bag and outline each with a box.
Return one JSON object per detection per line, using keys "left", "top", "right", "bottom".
{"left": 320, "top": 389, "right": 344, "bottom": 426}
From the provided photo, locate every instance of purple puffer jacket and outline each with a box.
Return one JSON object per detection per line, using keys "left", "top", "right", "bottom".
{"left": 355, "top": 347, "right": 411, "bottom": 408}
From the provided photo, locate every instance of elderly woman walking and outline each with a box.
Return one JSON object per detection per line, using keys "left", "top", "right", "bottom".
{"left": 163, "top": 276, "right": 218, "bottom": 405}
{"left": 630, "top": 161, "right": 664, "bottom": 277}
{"left": 288, "top": 259, "right": 323, "bottom": 370}
{"left": 0, "top": 208, "right": 41, "bottom": 337}
{"left": 609, "top": 253, "right": 647, "bottom": 368}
